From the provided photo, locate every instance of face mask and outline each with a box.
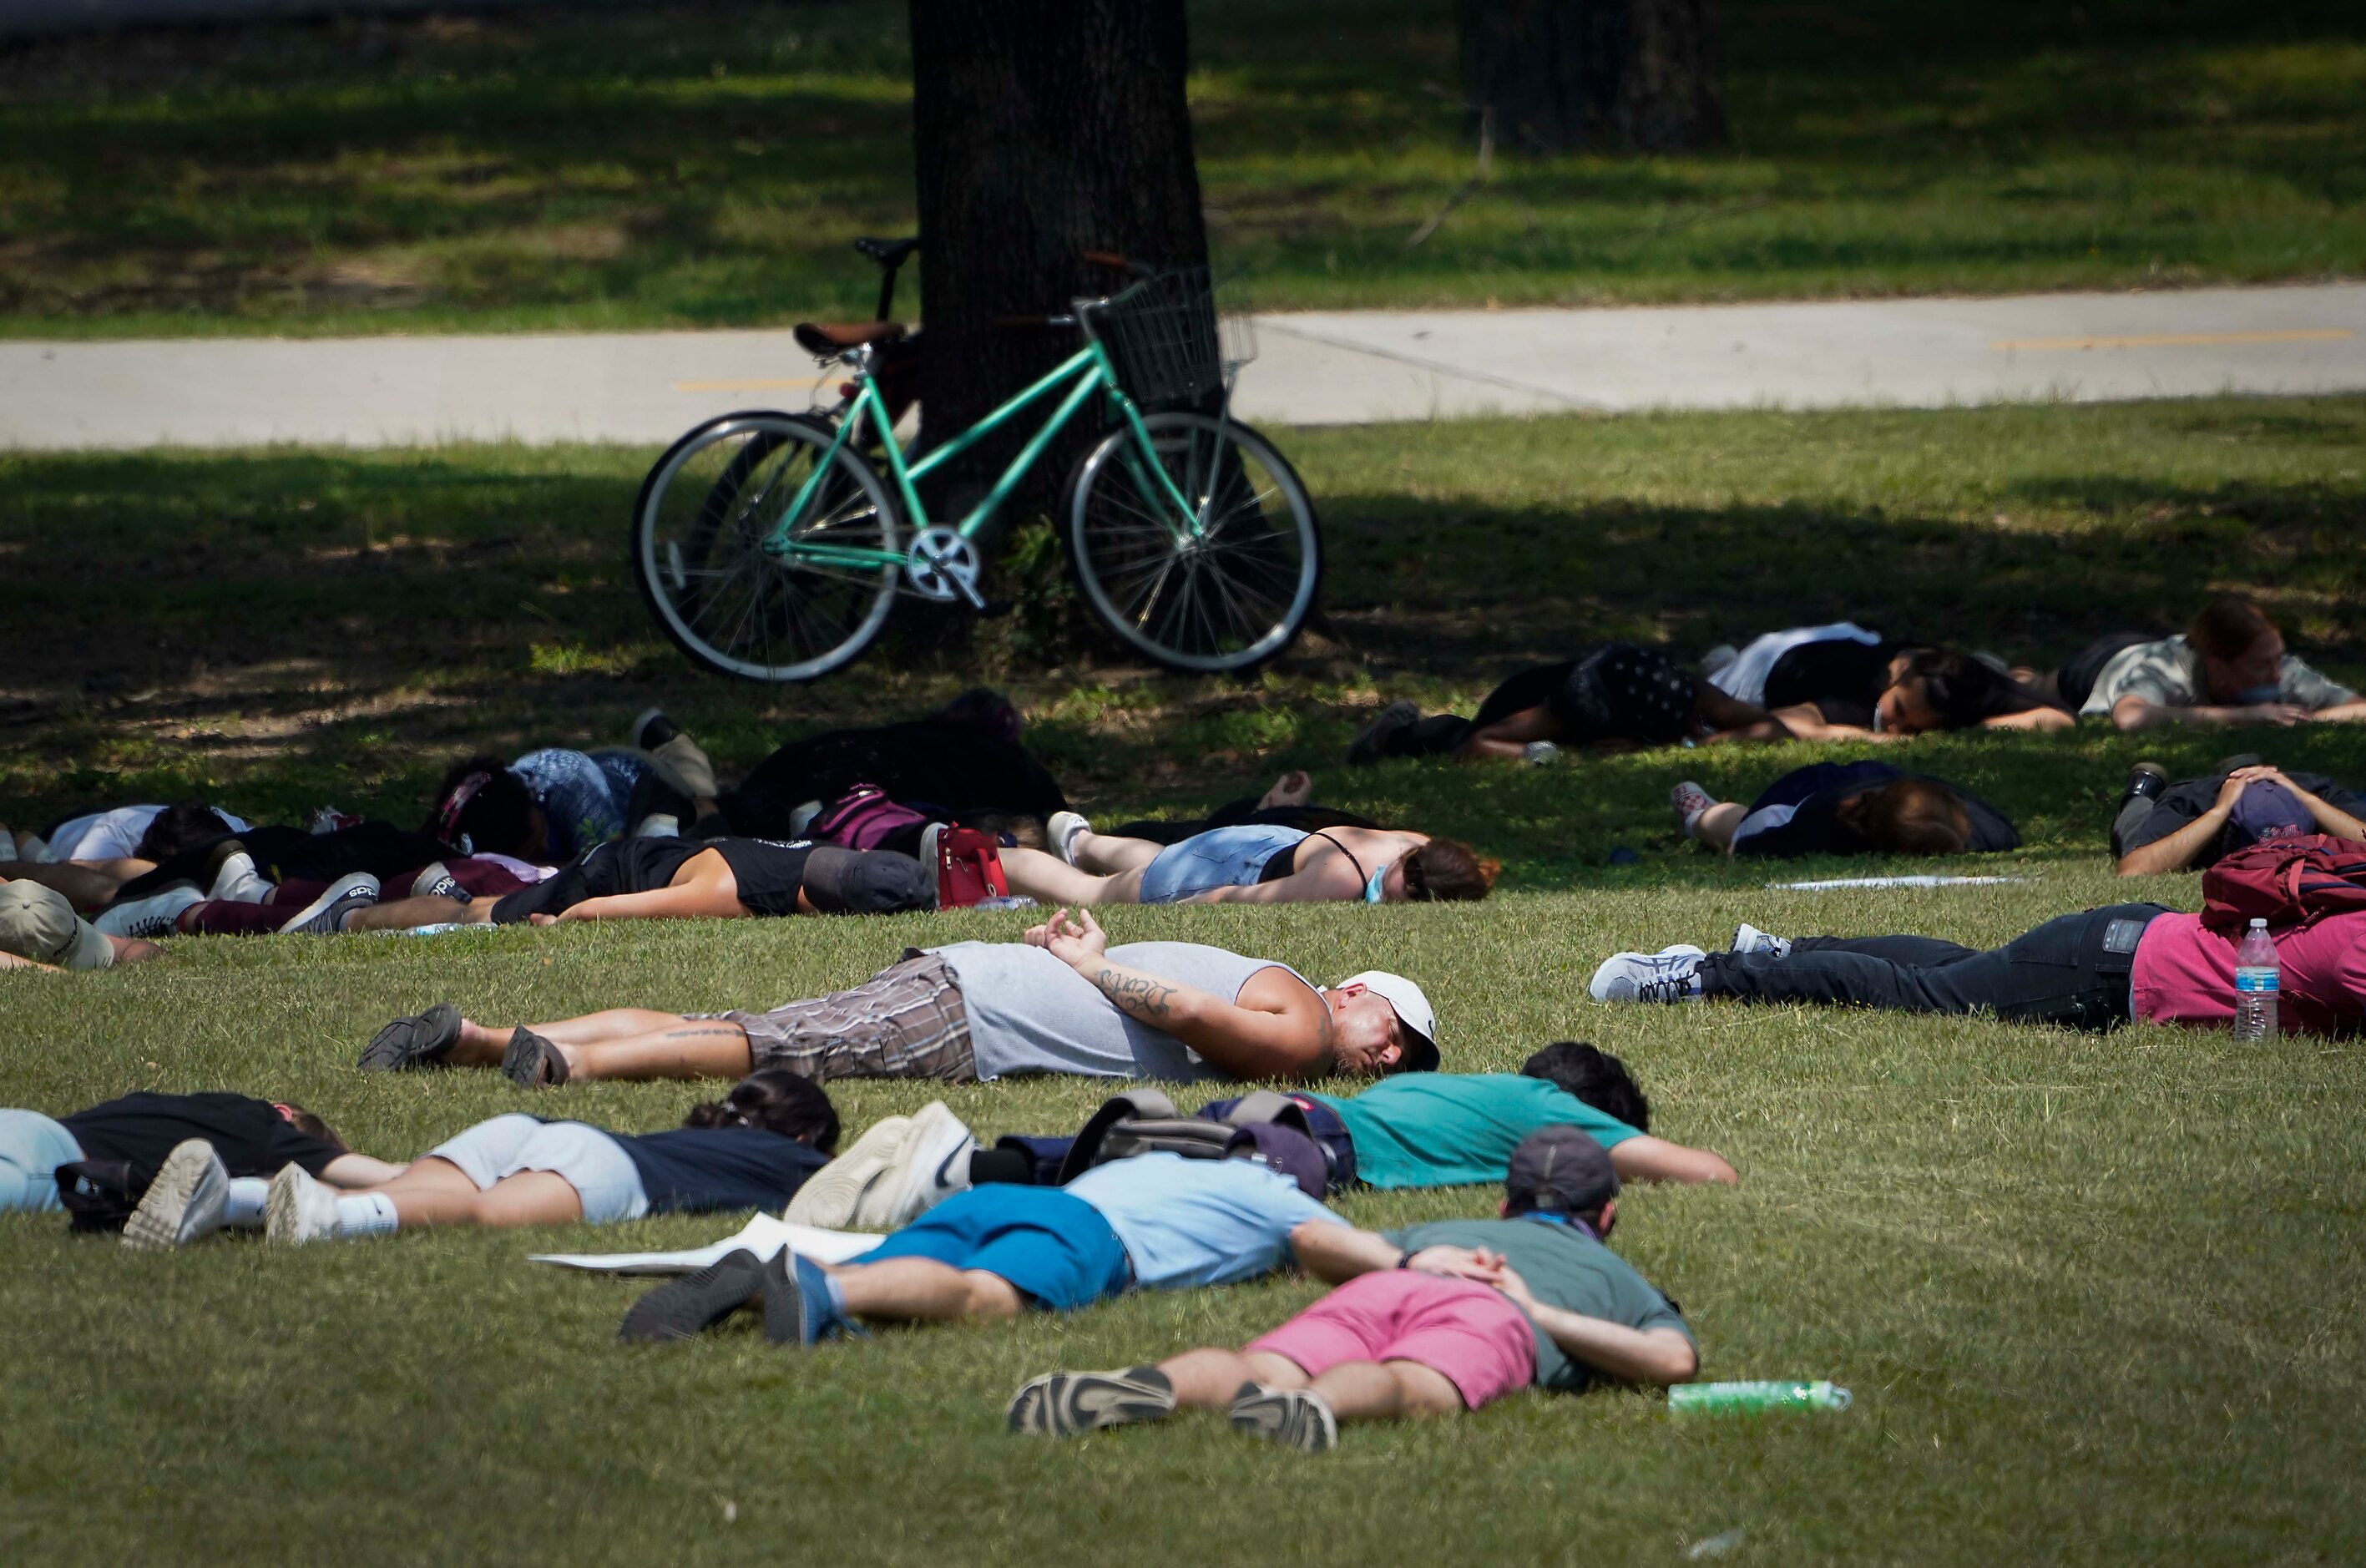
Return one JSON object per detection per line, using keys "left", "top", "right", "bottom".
{"left": 2234, "top": 684, "right": 2283, "bottom": 705}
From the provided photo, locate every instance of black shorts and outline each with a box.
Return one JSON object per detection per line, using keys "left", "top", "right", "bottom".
{"left": 488, "top": 839, "right": 701, "bottom": 924}
{"left": 1551, "top": 644, "right": 1698, "bottom": 746}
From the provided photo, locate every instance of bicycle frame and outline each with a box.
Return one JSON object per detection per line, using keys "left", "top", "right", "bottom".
{"left": 759, "top": 339, "right": 1206, "bottom": 574}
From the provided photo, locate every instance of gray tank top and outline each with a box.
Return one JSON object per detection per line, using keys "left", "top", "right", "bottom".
{"left": 927, "top": 940, "right": 1317, "bottom": 1082}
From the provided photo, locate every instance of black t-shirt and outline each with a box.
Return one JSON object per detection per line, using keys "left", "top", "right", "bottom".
{"left": 2119, "top": 770, "right": 2366, "bottom": 866}
{"left": 1732, "top": 763, "right": 2021, "bottom": 858}
{"left": 1763, "top": 640, "right": 1900, "bottom": 727}
{"left": 707, "top": 839, "right": 818, "bottom": 916}
{"left": 490, "top": 837, "right": 816, "bottom": 923}
{"left": 608, "top": 1126, "right": 829, "bottom": 1215}
{"left": 58, "top": 1092, "right": 345, "bottom": 1192}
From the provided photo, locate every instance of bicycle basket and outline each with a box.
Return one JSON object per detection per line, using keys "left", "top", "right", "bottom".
{"left": 1079, "top": 267, "right": 1255, "bottom": 407}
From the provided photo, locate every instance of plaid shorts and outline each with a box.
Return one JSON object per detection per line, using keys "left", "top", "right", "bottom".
{"left": 695, "top": 949, "right": 975, "bottom": 1083}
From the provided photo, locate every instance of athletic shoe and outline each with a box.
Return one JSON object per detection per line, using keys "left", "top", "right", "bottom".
{"left": 15, "top": 831, "right": 53, "bottom": 863}
{"left": 1228, "top": 1383, "right": 1337, "bottom": 1454}
{"left": 1007, "top": 1367, "right": 1177, "bottom": 1438}
{"left": 501, "top": 1026, "right": 569, "bottom": 1088}
{"left": 629, "top": 708, "right": 681, "bottom": 751}
{"left": 2120, "top": 762, "right": 2169, "bottom": 811}
{"left": 786, "top": 800, "right": 824, "bottom": 839}
{"left": 617, "top": 1248, "right": 766, "bottom": 1343}
{"left": 410, "top": 862, "right": 466, "bottom": 902}
{"left": 918, "top": 822, "right": 945, "bottom": 869}
{"left": 1700, "top": 643, "right": 1739, "bottom": 678}
{"left": 861, "top": 1100, "right": 975, "bottom": 1230}
{"left": 758, "top": 1248, "right": 862, "bottom": 1347}
{"left": 783, "top": 1115, "right": 913, "bottom": 1229}
{"left": 1730, "top": 923, "right": 1792, "bottom": 959}
{"left": 122, "top": 1139, "right": 230, "bottom": 1252}
{"left": 94, "top": 883, "right": 201, "bottom": 938}
{"left": 631, "top": 813, "right": 680, "bottom": 838}
{"left": 1045, "top": 811, "right": 1093, "bottom": 866}
{"left": 1587, "top": 945, "right": 1707, "bottom": 1003}
{"left": 265, "top": 1164, "right": 341, "bottom": 1245}
{"left": 1522, "top": 741, "right": 1562, "bottom": 766}
{"left": 1671, "top": 781, "right": 1716, "bottom": 837}
{"left": 1346, "top": 700, "right": 1419, "bottom": 766}
{"left": 205, "top": 839, "right": 271, "bottom": 903}
{"left": 359, "top": 1002, "right": 463, "bottom": 1072}
{"left": 278, "top": 873, "right": 380, "bottom": 935}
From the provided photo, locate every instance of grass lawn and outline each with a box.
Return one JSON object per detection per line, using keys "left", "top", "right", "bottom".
{"left": 4, "top": 397, "right": 2364, "bottom": 1560}
{"left": 2, "top": 0, "right": 2363, "bottom": 337}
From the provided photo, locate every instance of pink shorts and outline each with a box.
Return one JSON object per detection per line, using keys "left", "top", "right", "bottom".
{"left": 1246, "top": 1271, "right": 1537, "bottom": 1410}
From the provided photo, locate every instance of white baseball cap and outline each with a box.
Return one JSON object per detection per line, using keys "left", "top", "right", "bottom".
{"left": 0, "top": 881, "right": 114, "bottom": 970}
{"left": 1336, "top": 970, "right": 1438, "bottom": 1072}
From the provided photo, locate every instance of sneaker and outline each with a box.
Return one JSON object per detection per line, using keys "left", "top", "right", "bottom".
{"left": 2121, "top": 762, "right": 2169, "bottom": 809}
{"left": 617, "top": 1248, "right": 766, "bottom": 1343}
{"left": 205, "top": 839, "right": 270, "bottom": 903}
{"left": 122, "top": 1140, "right": 230, "bottom": 1251}
{"left": 1045, "top": 811, "right": 1093, "bottom": 866}
{"left": 783, "top": 1115, "right": 913, "bottom": 1229}
{"left": 94, "top": 883, "right": 202, "bottom": 938}
{"left": 1228, "top": 1383, "right": 1337, "bottom": 1454}
{"left": 861, "top": 1101, "right": 975, "bottom": 1230}
{"left": 630, "top": 707, "right": 681, "bottom": 751}
{"left": 1587, "top": 944, "right": 1707, "bottom": 1003}
{"left": 631, "top": 813, "right": 680, "bottom": 838}
{"left": 359, "top": 1002, "right": 464, "bottom": 1072}
{"left": 265, "top": 1164, "right": 341, "bottom": 1245}
{"left": 786, "top": 800, "right": 824, "bottom": 839}
{"left": 410, "top": 862, "right": 466, "bottom": 902}
{"left": 14, "top": 831, "right": 54, "bottom": 863}
{"left": 501, "top": 1026, "right": 569, "bottom": 1088}
{"left": 918, "top": 822, "right": 945, "bottom": 869}
{"left": 1671, "top": 780, "right": 1716, "bottom": 836}
{"left": 1700, "top": 643, "right": 1739, "bottom": 678}
{"left": 759, "top": 1247, "right": 861, "bottom": 1347}
{"left": 277, "top": 873, "right": 380, "bottom": 935}
{"left": 1008, "top": 1367, "right": 1177, "bottom": 1438}
{"left": 1346, "top": 700, "right": 1419, "bottom": 766}
{"left": 1522, "top": 741, "right": 1561, "bottom": 766}
{"left": 1731, "top": 922, "right": 1792, "bottom": 959}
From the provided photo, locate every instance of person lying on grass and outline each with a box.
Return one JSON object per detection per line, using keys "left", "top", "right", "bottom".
{"left": 1590, "top": 906, "right": 2364, "bottom": 1034}
{"left": 613, "top": 1127, "right": 1343, "bottom": 1345}
{"left": 360, "top": 904, "right": 1439, "bottom": 1088}
{"left": 2111, "top": 760, "right": 2366, "bottom": 877}
{"left": 0, "top": 799, "right": 245, "bottom": 916}
{"left": 1006, "top": 1126, "right": 1694, "bottom": 1454}
{"left": 0, "top": 879, "right": 163, "bottom": 972}
{"left": 1705, "top": 623, "right": 2072, "bottom": 742}
{"left": 426, "top": 707, "right": 725, "bottom": 864}
{"left": 2062, "top": 596, "right": 2366, "bottom": 733}
{"left": 1668, "top": 763, "right": 2019, "bottom": 861}
{"left": 996, "top": 813, "right": 1495, "bottom": 907}
{"left": 0, "top": 1091, "right": 400, "bottom": 1251}
{"left": 262, "top": 1070, "right": 837, "bottom": 1247}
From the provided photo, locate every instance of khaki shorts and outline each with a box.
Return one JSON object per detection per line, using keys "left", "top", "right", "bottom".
{"left": 695, "top": 949, "right": 976, "bottom": 1083}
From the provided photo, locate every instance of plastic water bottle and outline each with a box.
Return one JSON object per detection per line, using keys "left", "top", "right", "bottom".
{"left": 1666, "top": 1379, "right": 1852, "bottom": 1415}
{"left": 2232, "top": 918, "right": 2279, "bottom": 1041}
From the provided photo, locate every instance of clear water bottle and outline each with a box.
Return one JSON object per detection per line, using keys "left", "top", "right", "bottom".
{"left": 1666, "top": 1379, "right": 1852, "bottom": 1415}
{"left": 2232, "top": 917, "right": 2279, "bottom": 1041}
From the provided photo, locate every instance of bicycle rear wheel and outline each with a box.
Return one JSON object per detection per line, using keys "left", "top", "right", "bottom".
{"left": 631, "top": 411, "right": 902, "bottom": 682}
{"left": 1064, "top": 412, "right": 1322, "bottom": 674}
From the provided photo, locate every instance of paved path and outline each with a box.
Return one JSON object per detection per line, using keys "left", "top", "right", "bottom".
{"left": 5, "top": 282, "right": 2363, "bottom": 449}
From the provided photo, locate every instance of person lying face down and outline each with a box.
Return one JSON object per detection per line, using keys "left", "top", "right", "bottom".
{"left": 2112, "top": 761, "right": 2366, "bottom": 877}
{"left": 1671, "top": 763, "right": 2020, "bottom": 862}
{"left": 0, "top": 879, "right": 163, "bottom": 972}
{"left": 359, "top": 904, "right": 1439, "bottom": 1089}
{"left": 1007, "top": 1126, "right": 1696, "bottom": 1454}
{"left": 2075, "top": 597, "right": 2366, "bottom": 734}
{"left": 998, "top": 817, "right": 1496, "bottom": 908}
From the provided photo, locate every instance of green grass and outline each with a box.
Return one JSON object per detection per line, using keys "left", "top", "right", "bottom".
{"left": 3, "top": 0, "right": 2364, "bottom": 336}
{"left": 4, "top": 397, "right": 2365, "bottom": 1560}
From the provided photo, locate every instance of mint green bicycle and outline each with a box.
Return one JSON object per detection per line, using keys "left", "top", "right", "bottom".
{"left": 631, "top": 266, "right": 1322, "bottom": 682}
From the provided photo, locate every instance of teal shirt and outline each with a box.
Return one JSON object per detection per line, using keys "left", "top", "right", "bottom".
{"left": 1304, "top": 1074, "right": 1641, "bottom": 1190}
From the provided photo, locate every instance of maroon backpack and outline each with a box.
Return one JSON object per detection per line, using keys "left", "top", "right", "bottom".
{"left": 808, "top": 782, "right": 928, "bottom": 852}
{"left": 2200, "top": 834, "right": 2366, "bottom": 934}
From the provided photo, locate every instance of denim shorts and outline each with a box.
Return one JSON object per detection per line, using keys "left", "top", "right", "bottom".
{"left": 426, "top": 1114, "right": 650, "bottom": 1224}
{"left": 1139, "top": 826, "right": 1309, "bottom": 903}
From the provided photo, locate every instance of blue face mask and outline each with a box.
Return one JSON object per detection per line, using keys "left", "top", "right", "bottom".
{"left": 2234, "top": 683, "right": 2283, "bottom": 705}
{"left": 1363, "top": 862, "right": 1388, "bottom": 903}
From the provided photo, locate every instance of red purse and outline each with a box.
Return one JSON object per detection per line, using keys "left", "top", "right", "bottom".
{"left": 935, "top": 826, "right": 1010, "bottom": 908}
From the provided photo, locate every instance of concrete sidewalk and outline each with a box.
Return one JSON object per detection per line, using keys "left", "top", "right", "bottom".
{"left": 3, "top": 282, "right": 2362, "bottom": 450}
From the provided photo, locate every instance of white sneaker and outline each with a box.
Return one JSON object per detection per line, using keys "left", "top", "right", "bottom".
{"left": 1671, "top": 781, "right": 1716, "bottom": 837}
{"left": 265, "top": 1164, "right": 343, "bottom": 1244}
{"left": 122, "top": 1139, "right": 230, "bottom": 1251}
{"left": 1522, "top": 741, "right": 1561, "bottom": 766}
{"left": 94, "top": 884, "right": 203, "bottom": 938}
{"left": 863, "top": 1101, "right": 976, "bottom": 1229}
{"left": 208, "top": 849, "right": 271, "bottom": 903}
{"left": 17, "top": 832, "right": 53, "bottom": 863}
{"left": 1045, "top": 812, "right": 1093, "bottom": 866}
{"left": 278, "top": 873, "right": 380, "bottom": 935}
{"left": 918, "top": 822, "right": 945, "bottom": 868}
{"left": 1731, "top": 923, "right": 1792, "bottom": 959}
{"left": 784, "top": 1115, "right": 912, "bottom": 1229}
{"left": 786, "top": 801, "right": 824, "bottom": 839}
{"left": 631, "top": 813, "right": 680, "bottom": 838}
{"left": 1588, "top": 945, "right": 1707, "bottom": 1003}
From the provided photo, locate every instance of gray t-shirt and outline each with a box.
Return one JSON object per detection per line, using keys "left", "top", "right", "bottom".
{"left": 2081, "top": 635, "right": 2356, "bottom": 716}
{"left": 928, "top": 940, "right": 1317, "bottom": 1082}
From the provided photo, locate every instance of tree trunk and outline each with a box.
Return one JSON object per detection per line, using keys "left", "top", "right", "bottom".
{"left": 907, "top": 0, "right": 1210, "bottom": 529}
{"left": 1457, "top": 0, "right": 1726, "bottom": 154}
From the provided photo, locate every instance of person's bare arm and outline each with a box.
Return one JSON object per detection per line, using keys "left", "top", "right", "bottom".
{"left": 1608, "top": 1135, "right": 1738, "bottom": 1186}
{"left": 2116, "top": 812, "right": 2225, "bottom": 876}
{"left": 1190, "top": 866, "right": 1360, "bottom": 905}
{"left": 1979, "top": 704, "right": 2075, "bottom": 732}
{"left": 535, "top": 852, "right": 744, "bottom": 923}
{"left": 1288, "top": 1221, "right": 1518, "bottom": 1286}
{"left": 2111, "top": 695, "right": 2312, "bottom": 731}
{"left": 2314, "top": 699, "right": 2366, "bottom": 724}
{"left": 1765, "top": 705, "right": 1904, "bottom": 744}
{"left": 1494, "top": 1266, "right": 1699, "bottom": 1385}
{"left": 2248, "top": 768, "right": 2366, "bottom": 842}
{"left": 321, "top": 1154, "right": 408, "bottom": 1187}
{"left": 0, "top": 949, "right": 60, "bottom": 972}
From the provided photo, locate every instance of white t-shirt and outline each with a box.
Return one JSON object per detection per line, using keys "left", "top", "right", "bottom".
{"left": 48, "top": 806, "right": 251, "bottom": 862}
{"left": 1706, "top": 623, "right": 1882, "bottom": 707}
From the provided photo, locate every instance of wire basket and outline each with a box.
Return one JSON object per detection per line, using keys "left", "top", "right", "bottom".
{"left": 1080, "top": 266, "right": 1256, "bottom": 407}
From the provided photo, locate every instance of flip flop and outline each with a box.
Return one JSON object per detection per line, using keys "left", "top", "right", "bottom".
{"left": 358, "top": 1003, "right": 463, "bottom": 1072}
{"left": 500, "top": 1026, "right": 569, "bottom": 1088}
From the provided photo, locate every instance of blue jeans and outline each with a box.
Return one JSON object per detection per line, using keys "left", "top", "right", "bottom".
{"left": 0, "top": 1110, "right": 83, "bottom": 1212}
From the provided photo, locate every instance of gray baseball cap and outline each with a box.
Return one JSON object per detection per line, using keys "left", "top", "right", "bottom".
{"left": 0, "top": 881, "right": 114, "bottom": 969}
{"left": 1506, "top": 1125, "right": 1620, "bottom": 1215}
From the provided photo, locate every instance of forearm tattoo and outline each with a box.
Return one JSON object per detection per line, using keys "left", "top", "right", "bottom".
{"left": 1092, "top": 968, "right": 1177, "bottom": 1020}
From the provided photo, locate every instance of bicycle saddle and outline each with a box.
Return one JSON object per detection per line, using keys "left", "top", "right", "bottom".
{"left": 794, "top": 321, "right": 910, "bottom": 355}
{"left": 852, "top": 235, "right": 921, "bottom": 268}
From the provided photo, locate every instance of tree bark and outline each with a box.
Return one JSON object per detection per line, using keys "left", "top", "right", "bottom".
{"left": 1457, "top": 0, "right": 1726, "bottom": 154}
{"left": 907, "top": 0, "right": 1210, "bottom": 526}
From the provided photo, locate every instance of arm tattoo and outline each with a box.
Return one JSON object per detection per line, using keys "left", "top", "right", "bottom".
{"left": 1092, "top": 968, "right": 1177, "bottom": 1021}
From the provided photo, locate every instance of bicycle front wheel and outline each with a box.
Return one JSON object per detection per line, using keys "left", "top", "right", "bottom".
{"left": 1064, "top": 412, "right": 1322, "bottom": 674}
{"left": 631, "top": 411, "right": 902, "bottom": 682}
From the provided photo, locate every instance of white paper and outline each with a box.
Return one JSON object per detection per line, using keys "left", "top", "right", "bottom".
{"left": 528, "top": 1212, "right": 884, "bottom": 1275}
{"left": 1767, "top": 875, "right": 2028, "bottom": 891}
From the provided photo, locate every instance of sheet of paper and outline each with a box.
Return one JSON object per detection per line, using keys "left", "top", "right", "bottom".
{"left": 1768, "top": 875, "right": 2028, "bottom": 891}
{"left": 528, "top": 1213, "right": 884, "bottom": 1274}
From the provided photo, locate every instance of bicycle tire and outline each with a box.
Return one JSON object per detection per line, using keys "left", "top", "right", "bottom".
{"left": 1064, "top": 412, "right": 1322, "bottom": 674}
{"left": 631, "top": 410, "right": 902, "bottom": 682}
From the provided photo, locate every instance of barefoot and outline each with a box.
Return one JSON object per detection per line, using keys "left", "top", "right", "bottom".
{"left": 1259, "top": 771, "right": 1315, "bottom": 809}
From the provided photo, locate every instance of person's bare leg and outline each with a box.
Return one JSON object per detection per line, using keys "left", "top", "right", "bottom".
{"left": 1258, "top": 771, "right": 1314, "bottom": 809}
{"left": 1306, "top": 1359, "right": 1464, "bottom": 1423}
{"left": 1159, "top": 1347, "right": 1312, "bottom": 1409}
{"left": 0, "top": 860, "right": 132, "bottom": 913}
{"left": 345, "top": 895, "right": 498, "bottom": 933}
{"left": 432, "top": 1009, "right": 717, "bottom": 1070}
{"left": 383, "top": 1169, "right": 584, "bottom": 1231}
{"left": 559, "top": 1021, "right": 755, "bottom": 1082}
{"left": 1458, "top": 704, "right": 1559, "bottom": 760}
{"left": 1000, "top": 847, "right": 1134, "bottom": 904}
{"left": 1695, "top": 687, "right": 1793, "bottom": 743}
{"left": 1694, "top": 802, "right": 1747, "bottom": 853}
{"left": 1070, "top": 832, "right": 1162, "bottom": 876}
{"left": 822, "top": 1258, "right": 1024, "bottom": 1323}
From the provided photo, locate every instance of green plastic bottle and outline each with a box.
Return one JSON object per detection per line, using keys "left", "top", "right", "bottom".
{"left": 1666, "top": 1379, "right": 1852, "bottom": 1415}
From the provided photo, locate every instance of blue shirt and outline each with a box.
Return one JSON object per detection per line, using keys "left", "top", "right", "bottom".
{"left": 1303, "top": 1075, "right": 1641, "bottom": 1190}
{"left": 1062, "top": 1151, "right": 1343, "bottom": 1290}
{"left": 510, "top": 748, "right": 654, "bottom": 860}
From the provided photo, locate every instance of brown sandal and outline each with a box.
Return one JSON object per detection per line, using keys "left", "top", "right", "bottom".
{"left": 499, "top": 1026, "right": 569, "bottom": 1088}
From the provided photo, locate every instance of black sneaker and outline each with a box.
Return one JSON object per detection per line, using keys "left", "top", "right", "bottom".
{"left": 1007, "top": 1367, "right": 1177, "bottom": 1438}
{"left": 631, "top": 707, "right": 681, "bottom": 751}
{"left": 2119, "top": 761, "right": 2169, "bottom": 811}
{"left": 501, "top": 1026, "right": 569, "bottom": 1088}
{"left": 1346, "top": 700, "right": 1419, "bottom": 766}
{"left": 359, "top": 1002, "right": 463, "bottom": 1072}
{"left": 618, "top": 1249, "right": 766, "bottom": 1343}
{"left": 278, "top": 873, "right": 379, "bottom": 934}
{"left": 410, "top": 862, "right": 466, "bottom": 902}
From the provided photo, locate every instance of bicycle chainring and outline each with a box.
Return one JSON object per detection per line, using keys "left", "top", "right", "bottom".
{"left": 903, "top": 527, "right": 986, "bottom": 607}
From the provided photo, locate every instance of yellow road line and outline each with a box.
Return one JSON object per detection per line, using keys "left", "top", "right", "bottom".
{"left": 671, "top": 375, "right": 825, "bottom": 392}
{"left": 1992, "top": 328, "right": 2355, "bottom": 352}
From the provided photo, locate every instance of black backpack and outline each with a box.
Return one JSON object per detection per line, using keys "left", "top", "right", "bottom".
{"left": 54, "top": 1160, "right": 142, "bottom": 1233}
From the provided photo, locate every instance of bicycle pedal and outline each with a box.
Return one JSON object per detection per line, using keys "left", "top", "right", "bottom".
{"left": 977, "top": 598, "right": 1017, "bottom": 619}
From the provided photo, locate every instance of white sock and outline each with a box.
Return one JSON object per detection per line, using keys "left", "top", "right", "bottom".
{"left": 224, "top": 1178, "right": 269, "bottom": 1228}
{"left": 333, "top": 1192, "right": 401, "bottom": 1238}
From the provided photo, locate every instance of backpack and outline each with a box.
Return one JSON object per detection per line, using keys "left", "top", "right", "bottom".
{"left": 1055, "top": 1089, "right": 1357, "bottom": 1196}
{"left": 54, "top": 1160, "right": 142, "bottom": 1234}
{"left": 2200, "top": 833, "right": 2366, "bottom": 934}
{"left": 810, "top": 782, "right": 928, "bottom": 852}
{"left": 934, "top": 825, "right": 1009, "bottom": 908}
